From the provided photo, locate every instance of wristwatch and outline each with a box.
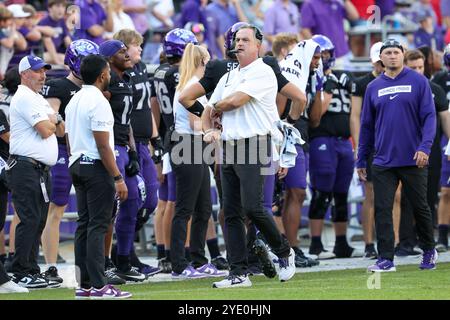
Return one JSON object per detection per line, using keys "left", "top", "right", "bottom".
{"left": 113, "top": 174, "right": 123, "bottom": 182}
{"left": 56, "top": 113, "right": 63, "bottom": 125}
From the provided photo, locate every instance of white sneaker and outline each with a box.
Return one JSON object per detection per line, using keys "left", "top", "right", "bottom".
{"left": 316, "top": 250, "right": 336, "bottom": 260}
{"left": 0, "top": 280, "right": 30, "bottom": 293}
{"left": 278, "top": 248, "right": 296, "bottom": 282}
{"left": 212, "top": 274, "right": 252, "bottom": 288}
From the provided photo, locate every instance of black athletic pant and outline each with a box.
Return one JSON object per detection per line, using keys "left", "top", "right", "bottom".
{"left": 170, "top": 134, "right": 210, "bottom": 274}
{"left": 0, "top": 179, "right": 7, "bottom": 233}
{"left": 221, "top": 136, "right": 290, "bottom": 276}
{"left": 8, "top": 160, "right": 50, "bottom": 277}
{"left": 372, "top": 165, "right": 435, "bottom": 260}
{"left": 70, "top": 159, "right": 115, "bottom": 289}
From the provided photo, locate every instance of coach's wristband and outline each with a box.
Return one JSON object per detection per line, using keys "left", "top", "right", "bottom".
{"left": 187, "top": 100, "right": 204, "bottom": 117}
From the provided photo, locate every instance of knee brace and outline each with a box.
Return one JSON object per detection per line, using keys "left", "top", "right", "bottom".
{"left": 308, "top": 189, "right": 332, "bottom": 220}
{"left": 331, "top": 192, "right": 349, "bottom": 223}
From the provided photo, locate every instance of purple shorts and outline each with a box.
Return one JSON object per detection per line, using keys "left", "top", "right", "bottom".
{"left": 158, "top": 170, "right": 176, "bottom": 202}
{"left": 441, "top": 136, "right": 450, "bottom": 188}
{"left": 283, "top": 145, "right": 308, "bottom": 190}
{"left": 136, "top": 142, "right": 159, "bottom": 211}
{"left": 309, "top": 137, "right": 354, "bottom": 193}
{"left": 50, "top": 143, "right": 72, "bottom": 206}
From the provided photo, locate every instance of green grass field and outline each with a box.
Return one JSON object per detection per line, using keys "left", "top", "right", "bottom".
{"left": 1, "top": 263, "right": 450, "bottom": 300}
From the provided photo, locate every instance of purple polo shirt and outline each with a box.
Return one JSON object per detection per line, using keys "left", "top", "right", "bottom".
{"left": 357, "top": 67, "right": 436, "bottom": 168}
{"left": 38, "top": 15, "right": 70, "bottom": 54}
{"left": 263, "top": 0, "right": 300, "bottom": 36}
{"left": 414, "top": 27, "right": 445, "bottom": 51}
{"left": 73, "top": 0, "right": 107, "bottom": 45}
{"left": 301, "top": 0, "right": 349, "bottom": 58}
{"left": 205, "top": 1, "right": 238, "bottom": 35}
{"left": 122, "top": 0, "right": 148, "bottom": 34}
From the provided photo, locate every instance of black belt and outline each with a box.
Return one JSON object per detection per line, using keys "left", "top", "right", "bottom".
{"left": 10, "top": 155, "right": 50, "bottom": 172}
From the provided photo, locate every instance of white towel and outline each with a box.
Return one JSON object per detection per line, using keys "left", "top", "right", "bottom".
{"left": 279, "top": 39, "right": 320, "bottom": 93}
{"left": 275, "top": 120, "right": 305, "bottom": 168}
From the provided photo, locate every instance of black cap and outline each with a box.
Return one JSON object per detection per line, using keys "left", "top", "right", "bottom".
{"left": 380, "top": 39, "right": 404, "bottom": 54}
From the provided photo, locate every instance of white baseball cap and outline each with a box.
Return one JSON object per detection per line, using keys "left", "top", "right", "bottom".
{"left": 370, "top": 42, "right": 383, "bottom": 63}
{"left": 18, "top": 55, "right": 51, "bottom": 73}
{"left": 7, "top": 4, "right": 30, "bottom": 18}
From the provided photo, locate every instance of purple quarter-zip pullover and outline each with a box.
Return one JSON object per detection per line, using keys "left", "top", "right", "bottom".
{"left": 357, "top": 67, "right": 436, "bottom": 168}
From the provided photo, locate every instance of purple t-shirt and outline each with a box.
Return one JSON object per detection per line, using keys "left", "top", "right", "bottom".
{"left": 180, "top": 0, "right": 204, "bottom": 26}
{"left": 357, "top": 67, "right": 436, "bottom": 168}
{"left": 301, "top": 0, "right": 349, "bottom": 58}
{"left": 38, "top": 15, "right": 70, "bottom": 54}
{"left": 74, "top": 0, "right": 107, "bottom": 45}
{"left": 122, "top": 0, "right": 148, "bottom": 34}
{"left": 263, "top": 0, "right": 300, "bottom": 36}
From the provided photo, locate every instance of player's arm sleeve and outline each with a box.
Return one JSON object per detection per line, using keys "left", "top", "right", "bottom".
{"left": 198, "top": 60, "right": 218, "bottom": 94}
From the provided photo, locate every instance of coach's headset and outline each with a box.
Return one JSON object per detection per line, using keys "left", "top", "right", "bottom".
{"left": 230, "top": 24, "right": 264, "bottom": 54}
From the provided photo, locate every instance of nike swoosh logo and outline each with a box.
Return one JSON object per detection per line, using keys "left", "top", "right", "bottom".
{"left": 389, "top": 94, "right": 398, "bottom": 100}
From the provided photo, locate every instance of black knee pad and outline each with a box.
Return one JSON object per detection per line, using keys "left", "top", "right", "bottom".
{"left": 308, "top": 189, "right": 332, "bottom": 220}
{"left": 331, "top": 192, "right": 349, "bottom": 223}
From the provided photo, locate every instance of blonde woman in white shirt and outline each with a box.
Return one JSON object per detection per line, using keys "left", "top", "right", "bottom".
{"left": 170, "top": 43, "right": 226, "bottom": 279}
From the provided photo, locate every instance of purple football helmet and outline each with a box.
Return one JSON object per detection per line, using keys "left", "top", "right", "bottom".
{"left": 444, "top": 44, "right": 450, "bottom": 70}
{"left": 312, "top": 34, "right": 335, "bottom": 70}
{"left": 64, "top": 39, "right": 99, "bottom": 78}
{"left": 224, "top": 22, "right": 250, "bottom": 51}
{"left": 163, "top": 28, "right": 198, "bottom": 58}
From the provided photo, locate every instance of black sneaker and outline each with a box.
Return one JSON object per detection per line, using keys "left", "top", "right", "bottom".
{"left": 115, "top": 267, "right": 146, "bottom": 282}
{"left": 363, "top": 245, "right": 378, "bottom": 259}
{"left": 211, "top": 256, "right": 229, "bottom": 270}
{"left": 105, "top": 257, "right": 116, "bottom": 271}
{"left": 333, "top": 245, "right": 364, "bottom": 258}
{"left": 394, "top": 246, "right": 422, "bottom": 257}
{"left": 105, "top": 268, "right": 126, "bottom": 285}
{"left": 252, "top": 239, "right": 277, "bottom": 278}
{"left": 157, "top": 258, "right": 172, "bottom": 273}
{"left": 292, "top": 247, "right": 319, "bottom": 267}
{"left": 13, "top": 274, "right": 48, "bottom": 289}
{"left": 41, "top": 266, "right": 63, "bottom": 284}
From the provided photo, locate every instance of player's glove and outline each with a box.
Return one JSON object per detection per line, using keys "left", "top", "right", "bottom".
{"left": 151, "top": 136, "right": 164, "bottom": 164}
{"left": 315, "top": 73, "right": 324, "bottom": 92}
{"left": 125, "top": 150, "right": 140, "bottom": 177}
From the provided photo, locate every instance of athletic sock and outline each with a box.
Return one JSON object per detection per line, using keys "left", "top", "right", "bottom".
{"left": 310, "top": 236, "right": 323, "bottom": 252}
{"left": 335, "top": 235, "right": 349, "bottom": 248}
{"left": 438, "top": 225, "right": 449, "bottom": 246}
{"left": 207, "top": 238, "right": 220, "bottom": 259}
{"left": 157, "top": 244, "right": 166, "bottom": 260}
